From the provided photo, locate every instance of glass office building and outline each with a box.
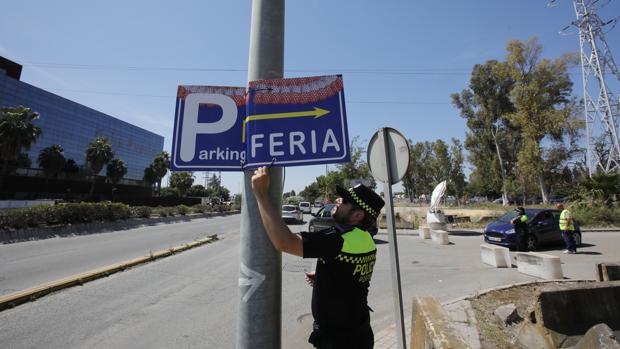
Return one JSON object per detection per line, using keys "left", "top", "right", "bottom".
{"left": 0, "top": 58, "right": 164, "bottom": 180}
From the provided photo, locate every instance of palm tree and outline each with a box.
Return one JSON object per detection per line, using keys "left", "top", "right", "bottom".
{"left": 85, "top": 137, "right": 114, "bottom": 198}
{"left": 0, "top": 106, "right": 42, "bottom": 187}
{"left": 38, "top": 145, "right": 66, "bottom": 194}
{"left": 151, "top": 151, "right": 170, "bottom": 196}
{"left": 38, "top": 145, "right": 66, "bottom": 176}
{"left": 106, "top": 158, "right": 127, "bottom": 200}
{"left": 143, "top": 166, "right": 157, "bottom": 196}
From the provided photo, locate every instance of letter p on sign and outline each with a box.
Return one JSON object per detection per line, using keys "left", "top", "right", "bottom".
{"left": 180, "top": 93, "right": 238, "bottom": 162}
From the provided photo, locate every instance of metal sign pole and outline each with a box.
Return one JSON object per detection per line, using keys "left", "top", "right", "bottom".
{"left": 380, "top": 128, "right": 407, "bottom": 349}
{"left": 237, "top": 1, "right": 284, "bottom": 348}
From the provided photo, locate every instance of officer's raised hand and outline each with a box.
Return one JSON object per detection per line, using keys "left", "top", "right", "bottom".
{"left": 251, "top": 166, "right": 270, "bottom": 197}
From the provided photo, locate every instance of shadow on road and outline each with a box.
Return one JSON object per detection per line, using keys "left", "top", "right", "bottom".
{"left": 448, "top": 230, "right": 483, "bottom": 236}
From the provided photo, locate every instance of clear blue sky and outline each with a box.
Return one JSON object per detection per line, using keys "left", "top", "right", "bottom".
{"left": 2, "top": 0, "right": 619, "bottom": 195}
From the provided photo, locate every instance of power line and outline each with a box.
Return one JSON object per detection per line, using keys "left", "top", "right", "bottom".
{"left": 22, "top": 61, "right": 586, "bottom": 76}
{"left": 23, "top": 62, "right": 470, "bottom": 75}
{"left": 41, "top": 87, "right": 453, "bottom": 105}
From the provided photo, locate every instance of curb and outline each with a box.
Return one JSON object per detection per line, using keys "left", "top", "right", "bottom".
{"left": 441, "top": 279, "right": 595, "bottom": 306}
{"left": 0, "top": 234, "right": 219, "bottom": 312}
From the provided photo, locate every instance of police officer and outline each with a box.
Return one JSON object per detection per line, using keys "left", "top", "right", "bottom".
{"left": 557, "top": 203, "right": 577, "bottom": 254}
{"left": 510, "top": 206, "right": 529, "bottom": 251}
{"left": 251, "top": 166, "right": 384, "bottom": 349}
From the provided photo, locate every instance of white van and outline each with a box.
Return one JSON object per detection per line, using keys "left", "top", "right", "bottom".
{"left": 299, "top": 201, "right": 311, "bottom": 214}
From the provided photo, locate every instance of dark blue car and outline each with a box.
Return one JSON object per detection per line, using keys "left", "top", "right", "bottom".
{"left": 484, "top": 208, "right": 582, "bottom": 251}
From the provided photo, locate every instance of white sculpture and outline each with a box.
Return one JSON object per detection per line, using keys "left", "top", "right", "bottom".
{"left": 427, "top": 180, "right": 447, "bottom": 230}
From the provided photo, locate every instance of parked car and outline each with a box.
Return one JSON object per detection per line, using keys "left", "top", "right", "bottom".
{"left": 299, "top": 201, "right": 312, "bottom": 214}
{"left": 282, "top": 205, "right": 303, "bottom": 224}
{"left": 484, "top": 208, "right": 582, "bottom": 251}
{"left": 308, "top": 204, "right": 378, "bottom": 236}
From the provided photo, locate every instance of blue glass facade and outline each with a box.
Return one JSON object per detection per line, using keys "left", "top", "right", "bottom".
{"left": 0, "top": 70, "right": 164, "bottom": 180}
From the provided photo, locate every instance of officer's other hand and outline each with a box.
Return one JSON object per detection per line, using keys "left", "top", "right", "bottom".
{"left": 305, "top": 271, "right": 315, "bottom": 287}
{"left": 251, "top": 166, "right": 270, "bottom": 197}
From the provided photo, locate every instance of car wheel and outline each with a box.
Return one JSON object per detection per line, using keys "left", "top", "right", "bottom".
{"left": 573, "top": 232, "right": 582, "bottom": 247}
{"left": 526, "top": 235, "right": 539, "bottom": 251}
{"left": 309, "top": 224, "right": 315, "bottom": 232}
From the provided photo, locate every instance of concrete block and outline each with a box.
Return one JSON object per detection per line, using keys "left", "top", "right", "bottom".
{"left": 494, "top": 303, "right": 522, "bottom": 326}
{"left": 516, "top": 252, "right": 563, "bottom": 279}
{"left": 537, "top": 282, "right": 620, "bottom": 337}
{"left": 480, "top": 243, "right": 511, "bottom": 268}
{"left": 431, "top": 230, "right": 449, "bottom": 245}
{"left": 574, "top": 323, "right": 620, "bottom": 349}
{"left": 419, "top": 226, "right": 431, "bottom": 239}
{"left": 596, "top": 263, "right": 620, "bottom": 281}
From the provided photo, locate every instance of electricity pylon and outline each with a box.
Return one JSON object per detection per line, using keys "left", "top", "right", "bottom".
{"left": 564, "top": 0, "right": 620, "bottom": 175}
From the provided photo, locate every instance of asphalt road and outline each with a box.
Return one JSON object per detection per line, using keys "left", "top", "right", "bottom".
{"left": 0, "top": 214, "right": 241, "bottom": 296}
{"left": 1, "top": 213, "right": 619, "bottom": 348}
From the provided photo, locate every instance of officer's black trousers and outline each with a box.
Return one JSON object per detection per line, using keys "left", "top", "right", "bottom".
{"left": 309, "top": 322, "right": 374, "bottom": 349}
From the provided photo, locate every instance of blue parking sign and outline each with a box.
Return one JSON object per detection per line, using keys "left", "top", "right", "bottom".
{"left": 171, "top": 75, "right": 350, "bottom": 171}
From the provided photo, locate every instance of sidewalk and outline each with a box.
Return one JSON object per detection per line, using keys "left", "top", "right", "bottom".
{"left": 374, "top": 316, "right": 411, "bottom": 349}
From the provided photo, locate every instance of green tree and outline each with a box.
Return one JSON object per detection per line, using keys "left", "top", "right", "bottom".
{"left": 431, "top": 140, "right": 451, "bottom": 185}
{"left": 337, "top": 137, "right": 375, "bottom": 189}
{"left": 143, "top": 166, "right": 157, "bottom": 196}
{"left": 85, "top": 137, "right": 114, "bottom": 197}
{"left": 233, "top": 193, "right": 242, "bottom": 206}
{"left": 452, "top": 59, "right": 518, "bottom": 204}
{"left": 208, "top": 173, "right": 221, "bottom": 191}
{"left": 64, "top": 159, "right": 80, "bottom": 176}
{"left": 0, "top": 106, "right": 42, "bottom": 187}
{"left": 151, "top": 151, "right": 170, "bottom": 196}
{"left": 106, "top": 158, "right": 128, "bottom": 199}
{"left": 449, "top": 138, "right": 467, "bottom": 204}
{"left": 170, "top": 171, "right": 194, "bottom": 197}
{"left": 579, "top": 172, "right": 620, "bottom": 205}
{"left": 505, "top": 38, "right": 577, "bottom": 204}
{"left": 38, "top": 144, "right": 66, "bottom": 179}
{"left": 187, "top": 184, "right": 207, "bottom": 197}
{"left": 402, "top": 141, "right": 435, "bottom": 201}
{"left": 160, "top": 186, "right": 179, "bottom": 198}
{"left": 38, "top": 144, "right": 66, "bottom": 194}
{"left": 300, "top": 182, "right": 321, "bottom": 203}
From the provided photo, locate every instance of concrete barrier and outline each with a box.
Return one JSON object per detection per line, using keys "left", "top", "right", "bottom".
{"left": 537, "top": 282, "right": 620, "bottom": 346}
{"left": 431, "top": 230, "right": 450, "bottom": 245}
{"left": 516, "top": 252, "right": 563, "bottom": 279}
{"left": 419, "top": 226, "right": 431, "bottom": 239}
{"left": 480, "top": 244, "right": 511, "bottom": 268}
{"left": 596, "top": 263, "right": 620, "bottom": 281}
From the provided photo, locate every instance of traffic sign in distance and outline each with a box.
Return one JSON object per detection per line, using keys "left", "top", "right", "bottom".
{"left": 367, "top": 128, "right": 410, "bottom": 184}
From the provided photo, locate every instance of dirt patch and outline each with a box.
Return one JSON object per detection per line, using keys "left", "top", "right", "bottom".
{"left": 467, "top": 280, "right": 596, "bottom": 349}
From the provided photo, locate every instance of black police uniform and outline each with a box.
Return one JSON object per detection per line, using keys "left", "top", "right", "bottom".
{"left": 302, "top": 223, "right": 376, "bottom": 349}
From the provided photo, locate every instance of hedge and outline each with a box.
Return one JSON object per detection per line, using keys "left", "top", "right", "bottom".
{"left": 0, "top": 202, "right": 239, "bottom": 231}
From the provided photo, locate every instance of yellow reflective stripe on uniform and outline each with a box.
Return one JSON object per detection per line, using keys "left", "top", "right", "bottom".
{"left": 559, "top": 209, "right": 574, "bottom": 231}
{"left": 341, "top": 227, "right": 376, "bottom": 254}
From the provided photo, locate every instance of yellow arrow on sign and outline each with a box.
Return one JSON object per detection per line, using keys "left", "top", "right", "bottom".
{"left": 242, "top": 107, "right": 331, "bottom": 143}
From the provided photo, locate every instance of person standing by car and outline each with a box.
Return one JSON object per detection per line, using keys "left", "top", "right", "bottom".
{"left": 557, "top": 203, "right": 577, "bottom": 254}
{"left": 251, "top": 166, "right": 384, "bottom": 349}
{"left": 510, "top": 207, "right": 529, "bottom": 251}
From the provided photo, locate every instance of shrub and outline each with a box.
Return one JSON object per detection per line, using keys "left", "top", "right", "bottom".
{"left": 192, "top": 204, "right": 209, "bottom": 214}
{"left": 573, "top": 204, "right": 620, "bottom": 227}
{"left": 155, "top": 206, "right": 176, "bottom": 217}
{"left": 132, "top": 206, "right": 153, "bottom": 218}
{"left": 0, "top": 202, "right": 133, "bottom": 231}
{"left": 177, "top": 205, "right": 190, "bottom": 216}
